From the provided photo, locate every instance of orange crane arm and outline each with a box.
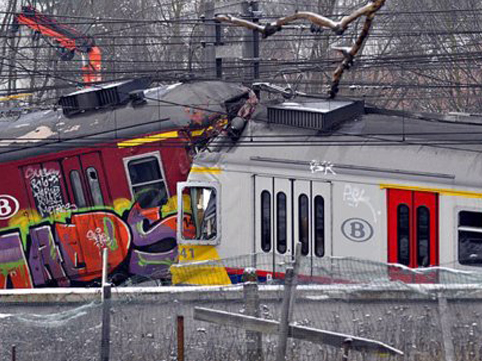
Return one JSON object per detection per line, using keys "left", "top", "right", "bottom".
{"left": 12, "top": 6, "right": 102, "bottom": 84}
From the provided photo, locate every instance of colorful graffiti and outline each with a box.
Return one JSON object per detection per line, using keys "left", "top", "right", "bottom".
{"left": 0, "top": 199, "right": 179, "bottom": 289}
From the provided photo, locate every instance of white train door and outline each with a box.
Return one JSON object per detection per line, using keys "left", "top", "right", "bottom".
{"left": 294, "top": 181, "right": 331, "bottom": 278}
{"left": 273, "top": 178, "right": 293, "bottom": 260}
{"left": 255, "top": 176, "right": 274, "bottom": 275}
{"left": 254, "top": 176, "right": 292, "bottom": 278}
{"left": 255, "top": 175, "right": 331, "bottom": 279}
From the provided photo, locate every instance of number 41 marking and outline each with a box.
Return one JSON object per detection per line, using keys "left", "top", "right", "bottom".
{"left": 180, "top": 247, "right": 195, "bottom": 259}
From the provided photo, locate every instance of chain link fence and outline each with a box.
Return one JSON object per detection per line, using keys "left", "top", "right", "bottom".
{"left": 2, "top": 254, "right": 482, "bottom": 360}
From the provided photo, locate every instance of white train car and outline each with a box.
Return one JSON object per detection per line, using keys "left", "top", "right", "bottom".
{"left": 175, "top": 99, "right": 482, "bottom": 283}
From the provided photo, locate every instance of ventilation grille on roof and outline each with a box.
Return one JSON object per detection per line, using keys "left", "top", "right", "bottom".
{"left": 58, "top": 77, "right": 151, "bottom": 117}
{"left": 98, "top": 88, "right": 120, "bottom": 105}
{"left": 267, "top": 100, "right": 364, "bottom": 131}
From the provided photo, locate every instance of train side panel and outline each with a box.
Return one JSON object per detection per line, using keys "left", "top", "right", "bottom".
{"left": 0, "top": 134, "right": 190, "bottom": 288}
{"left": 178, "top": 160, "right": 482, "bottom": 284}
{"left": 441, "top": 194, "right": 482, "bottom": 271}
{"left": 332, "top": 182, "right": 386, "bottom": 263}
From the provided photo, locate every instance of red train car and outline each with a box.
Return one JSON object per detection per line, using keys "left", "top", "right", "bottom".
{"left": 0, "top": 79, "right": 256, "bottom": 288}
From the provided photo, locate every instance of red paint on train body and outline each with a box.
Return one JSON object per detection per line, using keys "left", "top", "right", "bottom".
{"left": 0, "top": 133, "right": 189, "bottom": 288}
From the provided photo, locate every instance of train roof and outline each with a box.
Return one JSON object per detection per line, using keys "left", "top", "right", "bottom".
{"left": 198, "top": 99, "right": 482, "bottom": 188}
{"left": 0, "top": 80, "right": 249, "bottom": 163}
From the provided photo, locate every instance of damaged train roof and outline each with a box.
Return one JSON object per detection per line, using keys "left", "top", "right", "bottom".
{"left": 199, "top": 99, "right": 482, "bottom": 188}
{"left": 0, "top": 81, "right": 250, "bottom": 163}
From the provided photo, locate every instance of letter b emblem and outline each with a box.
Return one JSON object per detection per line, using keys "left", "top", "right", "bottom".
{"left": 342, "top": 218, "right": 373, "bottom": 242}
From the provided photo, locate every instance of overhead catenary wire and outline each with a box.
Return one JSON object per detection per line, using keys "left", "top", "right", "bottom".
{"left": 2, "top": 1, "right": 482, "bottom": 115}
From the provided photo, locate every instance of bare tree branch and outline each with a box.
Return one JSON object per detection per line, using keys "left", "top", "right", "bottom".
{"left": 216, "top": 0, "right": 386, "bottom": 98}
{"left": 215, "top": 0, "right": 385, "bottom": 38}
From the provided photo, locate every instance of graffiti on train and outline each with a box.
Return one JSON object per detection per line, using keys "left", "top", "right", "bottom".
{"left": 25, "top": 168, "right": 77, "bottom": 216}
{"left": 342, "top": 184, "right": 379, "bottom": 223}
{"left": 310, "top": 160, "right": 336, "bottom": 175}
{"left": 0, "top": 198, "right": 179, "bottom": 289}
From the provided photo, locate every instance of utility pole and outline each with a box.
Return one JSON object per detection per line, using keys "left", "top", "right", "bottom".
{"left": 202, "top": 1, "right": 216, "bottom": 79}
{"left": 7, "top": 34, "right": 17, "bottom": 107}
{"left": 251, "top": 1, "right": 260, "bottom": 83}
{"left": 7, "top": 0, "right": 19, "bottom": 107}
{"left": 241, "top": 1, "right": 260, "bottom": 86}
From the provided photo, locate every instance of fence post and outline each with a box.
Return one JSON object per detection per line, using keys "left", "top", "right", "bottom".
{"left": 177, "top": 315, "right": 185, "bottom": 361}
{"left": 11, "top": 345, "right": 16, "bottom": 361}
{"left": 342, "top": 339, "right": 352, "bottom": 361}
{"left": 100, "top": 248, "right": 111, "bottom": 361}
{"left": 275, "top": 243, "right": 302, "bottom": 361}
{"left": 243, "top": 268, "right": 263, "bottom": 361}
{"left": 438, "top": 295, "right": 455, "bottom": 361}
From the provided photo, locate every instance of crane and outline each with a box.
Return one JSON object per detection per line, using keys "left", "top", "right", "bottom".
{"left": 11, "top": 6, "right": 102, "bottom": 85}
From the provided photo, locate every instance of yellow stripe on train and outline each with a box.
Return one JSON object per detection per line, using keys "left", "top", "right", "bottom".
{"left": 191, "top": 167, "right": 222, "bottom": 174}
{"left": 118, "top": 131, "right": 179, "bottom": 147}
{"left": 117, "top": 129, "right": 207, "bottom": 148}
{"left": 381, "top": 184, "right": 482, "bottom": 199}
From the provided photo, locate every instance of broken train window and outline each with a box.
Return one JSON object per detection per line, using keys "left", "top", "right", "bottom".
{"left": 177, "top": 182, "right": 220, "bottom": 244}
{"left": 124, "top": 153, "right": 168, "bottom": 209}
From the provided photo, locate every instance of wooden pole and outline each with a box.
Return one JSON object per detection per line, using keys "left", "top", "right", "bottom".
{"left": 438, "top": 295, "right": 455, "bottom": 361}
{"left": 275, "top": 243, "right": 302, "bottom": 361}
{"left": 243, "top": 268, "right": 263, "bottom": 361}
{"left": 194, "top": 307, "right": 403, "bottom": 356}
{"left": 275, "top": 267, "right": 294, "bottom": 361}
{"left": 177, "top": 315, "right": 185, "bottom": 361}
{"left": 289, "top": 244, "right": 302, "bottom": 320}
{"left": 11, "top": 345, "right": 16, "bottom": 361}
{"left": 341, "top": 339, "right": 351, "bottom": 361}
{"left": 100, "top": 248, "right": 111, "bottom": 361}
{"left": 342, "top": 339, "right": 352, "bottom": 361}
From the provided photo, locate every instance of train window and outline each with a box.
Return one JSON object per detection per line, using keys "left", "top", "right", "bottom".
{"left": 416, "top": 206, "right": 430, "bottom": 267}
{"left": 397, "top": 204, "right": 410, "bottom": 266}
{"left": 276, "top": 192, "right": 287, "bottom": 254}
{"left": 458, "top": 211, "right": 482, "bottom": 266}
{"left": 177, "top": 182, "right": 220, "bottom": 245}
{"left": 261, "top": 190, "right": 271, "bottom": 252}
{"left": 188, "top": 187, "right": 217, "bottom": 240}
{"left": 126, "top": 155, "right": 167, "bottom": 209}
{"left": 314, "top": 196, "right": 324, "bottom": 257}
{"left": 70, "top": 171, "right": 87, "bottom": 208}
{"left": 299, "top": 194, "right": 309, "bottom": 256}
{"left": 86, "top": 167, "right": 104, "bottom": 206}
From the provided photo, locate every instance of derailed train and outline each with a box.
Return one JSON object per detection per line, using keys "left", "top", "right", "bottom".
{"left": 0, "top": 79, "right": 255, "bottom": 288}
{"left": 176, "top": 99, "right": 482, "bottom": 284}
{"left": 3, "top": 80, "right": 482, "bottom": 288}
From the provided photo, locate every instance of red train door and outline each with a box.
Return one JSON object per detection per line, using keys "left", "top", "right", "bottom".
{"left": 79, "top": 152, "right": 111, "bottom": 206}
{"left": 62, "top": 152, "right": 111, "bottom": 209}
{"left": 21, "top": 160, "right": 70, "bottom": 217}
{"left": 387, "top": 189, "right": 439, "bottom": 282}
